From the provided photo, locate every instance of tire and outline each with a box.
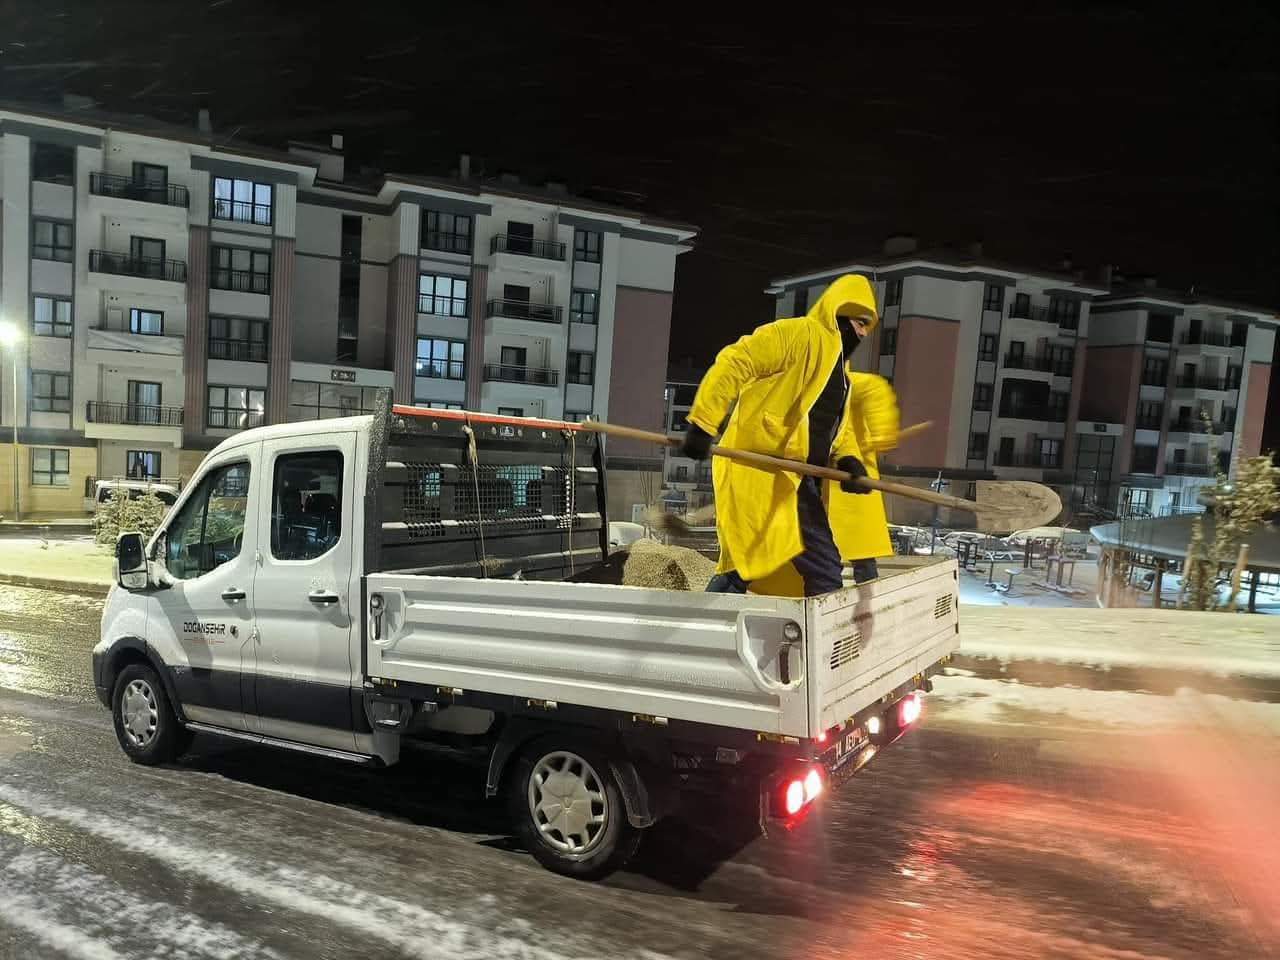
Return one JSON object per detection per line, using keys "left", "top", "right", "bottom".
{"left": 508, "top": 737, "right": 641, "bottom": 880}
{"left": 111, "top": 663, "right": 188, "bottom": 766}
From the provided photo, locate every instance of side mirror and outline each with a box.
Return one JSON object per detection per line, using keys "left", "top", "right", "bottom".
{"left": 116, "top": 532, "right": 148, "bottom": 591}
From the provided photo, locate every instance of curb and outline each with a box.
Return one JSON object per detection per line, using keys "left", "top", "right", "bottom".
{"left": 953, "top": 652, "right": 1280, "bottom": 704}
{"left": 0, "top": 573, "right": 111, "bottom": 598}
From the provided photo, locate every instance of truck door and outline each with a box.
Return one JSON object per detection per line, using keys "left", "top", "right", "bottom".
{"left": 250, "top": 432, "right": 359, "bottom": 751}
{"left": 148, "top": 447, "right": 260, "bottom": 731}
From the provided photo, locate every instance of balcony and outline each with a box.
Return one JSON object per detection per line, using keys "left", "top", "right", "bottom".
{"left": 208, "top": 410, "right": 267, "bottom": 431}
{"left": 1008, "top": 304, "right": 1052, "bottom": 324}
{"left": 1168, "top": 417, "right": 1235, "bottom": 435}
{"left": 1179, "top": 330, "right": 1235, "bottom": 348}
{"left": 85, "top": 401, "right": 185, "bottom": 444}
{"left": 89, "top": 250, "right": 187, "bottom": 284}
{"left": 1175, "top": 374, "right": 1230, "bottom": 392}
{"left": 209, "top": 337, "right": 269, "bottom": 363}
{"left": 421, "top": 231, "right": 473, "bottom": 256}
{"left": 490, "top": 234, "right": 566, "bottom": 261}
{"left": 212, "top": 199, "right": 272, "bottom": 227}
{"left": 994, "top": 451, "right": 1064, "bottom": 469}
{"left": 211, "top": 268, "right": 270, "bottom": 295}
{"left": 89, "top": 172, "right": 189, "bottom": 208}
{"left": 1135, "top": 416, "right": 1164, "bottom": 431}
{"left": 1165, "top": 459, "right": 1214, "bottom": 477}
{"left": 486, "top": 299, "right": 563, "bottom": 324}
{"left": 999, "top": 405, "right": 1069, "bottom": 423}
{"left": 1002, "top": 354, "right": 1074, "bottom": 377}
{"left": 85, "top": 317, "right": 184, "bottom": 369}
{"left": 482, "top": 364, "right": 559, "bottom": 387}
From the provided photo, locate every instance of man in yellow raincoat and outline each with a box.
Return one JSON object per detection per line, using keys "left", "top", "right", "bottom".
{"left": 680, "top": 274, "right": 899, "bottom": 597}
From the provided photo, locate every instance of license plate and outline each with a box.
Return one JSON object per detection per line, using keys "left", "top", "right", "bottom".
{"left": 827, "top": 723, "right": 869, "bottom": 771}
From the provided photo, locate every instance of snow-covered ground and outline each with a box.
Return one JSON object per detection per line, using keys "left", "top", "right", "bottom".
{"left": 0, "top": 538, "right": 111, "bottom": 586}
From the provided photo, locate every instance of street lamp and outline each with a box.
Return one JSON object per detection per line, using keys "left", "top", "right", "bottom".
{"left": 0, "top": 321, "right": 21, "bottom": 521}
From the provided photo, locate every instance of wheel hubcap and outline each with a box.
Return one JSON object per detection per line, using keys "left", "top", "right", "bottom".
{"left": 121, "top": 679, "right": 159, "bottom": 747}
{"left": 528, "top": 751, "right": 608, "bottom": 856}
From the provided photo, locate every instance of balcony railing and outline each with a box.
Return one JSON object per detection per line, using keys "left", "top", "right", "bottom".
{"left": 483, "top": 363, "right": 559, "bottom": 387}
{"left": 1168, "top": 417, "right": 1236, "bottom": 435}
{"left": 1002, "top": 354, "right": 1072, "bottom": 376}
{"left": 421, "top": 231, "right": 473, "bottom": 255}
{"left": 417, "top": 294, "right": 469, "bottom": 317}
{"left": 207, "top": 410, "right": 267, "bottom": 430}
{"left": 211, "top": 268, "right": 270, "bottom": 294}
{"left": 999, "top": 405, "right": 1069, "bottom": 423}
{"left": 1141, "top": 372, "right": 1168, "bottom": 386}
{"left": 1008, "top": 304, "right": 1051, "bottom": 323}
{"left": 1175, "top": 374, "right": 1229, "bottom": 391}
{"left": 212, "top": 199, "right": 272, "bottom": 227}
{"left": 89, "top": 172, "right": 189, "bottom": 208}
{"left": 1135, "top": 417, "right": 1164, "bottom": 431}
{"left": 209, "top": 337, "right": 269, "bottom": 363}
{"left": 86, "top": 401, "right": 184, "bottom": 427}
{"left": 89, "top": 250, "right": 187, "bottom": 283}
{"left": 565, "top": 371, "right": 594, "bottom": 386}
{"left": 490, "top": 234, "right": 567, "bottom": 261}
{"left": 993, "top": 451, "right": 1064, "bottom": 469}
{"left": 1166, "top": 460, "right": 1214, "bottom": 476}
{"left": 486, "top": 299, "right": 563, "bottom": 324}
{"left": 1179, "top": 331, "right": 1234, "bottom": 348}
{"left": 415, "top": 360, "right": 466, "bottom": 380}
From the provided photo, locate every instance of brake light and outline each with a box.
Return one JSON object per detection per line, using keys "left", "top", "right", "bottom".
{"left": 785, "top": 779, "right": 806, "bottom": 815}
{"left": 816, "top": 729, "right": 828, "bottom": 744}
{"left": 899, "top": 693, "right": 923, "bottom": 726}
{"left": 867, "top": 714, "right": 883, "bottom": 736}
{"left": 804, "top": 768, "right": 823, "bottom": 802}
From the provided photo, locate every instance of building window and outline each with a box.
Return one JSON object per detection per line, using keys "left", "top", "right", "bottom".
{"left": 968, "top": 432, "right": 988, "bottom": 460}
{"left": 31, "top": 371, "right": 71, "bottom": 413}
{"left": 415, "top": 337, "right": 466, "bottom": 380}
{"left": 1038, "top": 438, "right": 1063, "bottom": 467}
{"left": 1226, "top": 366, "right": 1242, "bottom": 389}
{"left": 1011, "top": 292, "right": 1031, "bottom": 319}
{"left": 793, "top": 287, "right": 810, "bottom": 314}
{"left": 567, "top": 351, "right": 594, "bottom": 385}
{"left": 130, "top": 308, "right": 164, "bottom": 335}
{"left": 1146, "top": 313, "right": 1174, "bottom": 343}
{"left": 33, "top": 295, "right": 72, "bottom": 338}
{"left": 32, "top": 219, "right": 73, "bottom": 261}
{"left": 126, "top": 450, "right": 161, "bottom": 480}
{"left": 978, "top": 334, "right": 998, "bottom": 362}
{"left": 421, "top": 211, "right": 473, "bottom": 254}
{"left": 287, "top": 381, "right": 379, "bottom": 422}
{"left": 31, "top": 448, "right": 70, "bottom": 486}
{"left": 1050, "top": 297, "right": 1080, "bottom": 330}
{"left": 418, "top": 273, "right": 469, "bottom": 316}
{"left": 32, "top": 143, "right": 74, "bottom": 185}
{"left": 879, "top": 327, "right": 898, "bottom": 357}
{"left": 338, "top": 215, "right": 361, "bottom": 362}
{"left": 1047, "top": 344, "right": 1075, "bottom": 377}
{"left": 1137, "top": 399, "right": 1163, "bottom": 430}
{"left": 207, "top": 385, "right": 266, "bottom": 430}
{"left": 983, "top": 284, "right": 1004, "bottom": 312}
{"left": 563, "top": 411, "right": 591, "bottom": 423}
{"left": 209, "top": 315, "right": 269, "bottom": 362}
{"left": 570, "top": 289, "right": 598, "bottom": 325}
{"left": 973, "top": 383, "right": 993, "bottom": 411}
{"left": 1131, "top": 445, "right": 1158, "bottom": 473}
{"left": 211, "top": 245, "right": 271, "bottom": 294}
{"left": 212, "top": 177, "right": 273, "bottom": 226}
{"left": 573, "top": 230, "right": 602, "bottom": 263}
{"left": 1046, "top": 391, "right": 1070, "bottom": 422}
{"left": 415, "top": 400, "right": 463, "bottom": 410}
{"left": 497, "top": 406, "right": 524, "bottom": 417}
{"left": 1141, "top": 355, "right": 1168, "bottom": 386}
{"left": 884, "top": 278, "right": 902, "bottom": 307}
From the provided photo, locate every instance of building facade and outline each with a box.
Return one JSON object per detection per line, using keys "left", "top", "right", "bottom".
{"left": 0, "top": 103, "right": 695, "bottom": 517}
{"left": 768, "top": 238, "right": 1276, "bottom": 522}
{"left": 658, "top": 362, "right": 711, "bottom": 513}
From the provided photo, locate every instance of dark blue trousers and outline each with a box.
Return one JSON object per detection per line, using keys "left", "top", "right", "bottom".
{"left": 707, "top": 477, "right": 868, "bottom": 597}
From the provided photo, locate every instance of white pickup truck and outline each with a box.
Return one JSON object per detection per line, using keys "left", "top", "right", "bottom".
{"left": 93, "top": 397, "right": 960, "bottom": 879}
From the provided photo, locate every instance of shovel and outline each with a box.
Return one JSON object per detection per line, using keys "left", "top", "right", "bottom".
{"left": 578, "top": 419, "right": 1062, "bottom": 534}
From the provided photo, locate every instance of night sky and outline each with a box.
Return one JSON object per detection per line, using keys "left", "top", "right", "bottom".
{"left": 3, "top": 1, "right": 1278, "bottom": 443}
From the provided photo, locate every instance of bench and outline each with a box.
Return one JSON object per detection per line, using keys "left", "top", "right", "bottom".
{"left": 994, "top": 568, "right": 1021, "bottom": 594}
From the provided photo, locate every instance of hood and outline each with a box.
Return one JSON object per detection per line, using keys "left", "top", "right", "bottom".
{"left": 806, "top": 274, "right": 880, "bottom": 334}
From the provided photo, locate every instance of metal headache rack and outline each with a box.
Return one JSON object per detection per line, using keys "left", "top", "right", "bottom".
{"left": 364, "top": 392, "right": 607, "bottom": 580}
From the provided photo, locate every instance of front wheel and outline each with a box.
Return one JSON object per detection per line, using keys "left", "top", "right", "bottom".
{"left": 509, "top": 738, "right": 641, "bottom": 880}
{"left": 111, "top": 663, "right": 189, "bottom": 765}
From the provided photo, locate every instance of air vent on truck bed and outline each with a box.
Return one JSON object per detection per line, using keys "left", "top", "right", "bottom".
{"left": 934, "top": 593, "right": 954, "bottom": 619}
{"left": 829, "top": 631, "right": 862, "bottom": 670}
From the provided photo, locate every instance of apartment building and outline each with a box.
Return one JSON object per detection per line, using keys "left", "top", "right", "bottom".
{"left": 1080, "top": 278, "right": 1274, "bottom": 516}
{"left": 658, "top": 362, "right": 711, "bottom": 512}
{"left": 0, "top": 102, "right": 695, "bottom": 518}
{"left": 768, "top": 238, "right": 1277, "bottom": 521}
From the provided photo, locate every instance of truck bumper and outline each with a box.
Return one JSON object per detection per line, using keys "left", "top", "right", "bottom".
{"left": 92, "top": 649, "right": 111, "bottom": 707}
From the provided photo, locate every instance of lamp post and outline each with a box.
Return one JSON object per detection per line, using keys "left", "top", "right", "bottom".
{"left": 0, "top": 321, "right": 21, "bottom": 521}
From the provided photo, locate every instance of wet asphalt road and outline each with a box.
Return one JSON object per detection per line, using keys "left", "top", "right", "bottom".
{"left": 0, "top": 584, "right": 1277, "bottom": 959}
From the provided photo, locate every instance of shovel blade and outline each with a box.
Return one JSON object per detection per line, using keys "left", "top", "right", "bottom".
{"left": 973, "top": 480, "right": 1063, "bottom": 533}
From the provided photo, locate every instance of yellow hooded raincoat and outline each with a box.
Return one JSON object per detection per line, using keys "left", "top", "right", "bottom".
{"left": 686, "top": 274, "right": 899, "bottom": 586}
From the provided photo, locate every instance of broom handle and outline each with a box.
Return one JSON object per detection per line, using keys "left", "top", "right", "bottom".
{"left": 580, "top": 419, "right": 978, "bottom": 514}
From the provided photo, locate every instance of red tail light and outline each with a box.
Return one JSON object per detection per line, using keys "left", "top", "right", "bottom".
{"left": 784, "top": 779, "right": 806, "bottom": 815}
{"left": 803, "top": 768, "right": 823, "bottom": 802}
{"left": 780, "top": 764, "right": 825, "bottom": 818}
{"left": 899, "top": 692, "right": 923, "bottom": 726}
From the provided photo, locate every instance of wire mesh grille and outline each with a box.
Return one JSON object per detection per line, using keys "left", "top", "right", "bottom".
{"left": 402, "top": 462, "right": 445, "bottom": 538}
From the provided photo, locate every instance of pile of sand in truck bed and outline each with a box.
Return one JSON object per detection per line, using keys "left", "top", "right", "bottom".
{"left": 621, "top": 538, "right": 717, "bottom": 591}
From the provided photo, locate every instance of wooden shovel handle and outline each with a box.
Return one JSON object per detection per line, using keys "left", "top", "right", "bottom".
{"left": 580, "top": 419, "right": 980, "bottom": 514}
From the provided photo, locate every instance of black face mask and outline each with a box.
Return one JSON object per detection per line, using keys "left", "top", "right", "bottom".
{"left": 839, "top": 320, "right": 863, "bottom": 358}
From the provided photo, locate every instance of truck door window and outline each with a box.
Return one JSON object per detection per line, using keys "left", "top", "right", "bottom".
{"left": 164, "top": 462, "right": 250, "bottom": 579}
{"left": 271, "top": 451, "right": 343, "bottom": 561}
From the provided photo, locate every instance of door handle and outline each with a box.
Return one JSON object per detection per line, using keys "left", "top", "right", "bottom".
{"left": 308, "top": 590, "right": 340, "bottom": 606}
{"left": 221, "top": 587, "right": 246, "bottom": 602}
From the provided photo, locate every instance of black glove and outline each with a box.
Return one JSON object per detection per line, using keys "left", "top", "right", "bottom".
{"left": 681, "top": 425, "right": 714, "bottom": 461}
{"left": 836, "top": 456, "right": 870, "bottom": 494}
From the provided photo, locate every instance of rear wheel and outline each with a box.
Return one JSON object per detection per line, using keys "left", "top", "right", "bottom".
{"left": 509, "top": 738, "right": 640, "bottom": 880}
{"left": 111, "top": 663, "right": 189, "bottom": 765}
